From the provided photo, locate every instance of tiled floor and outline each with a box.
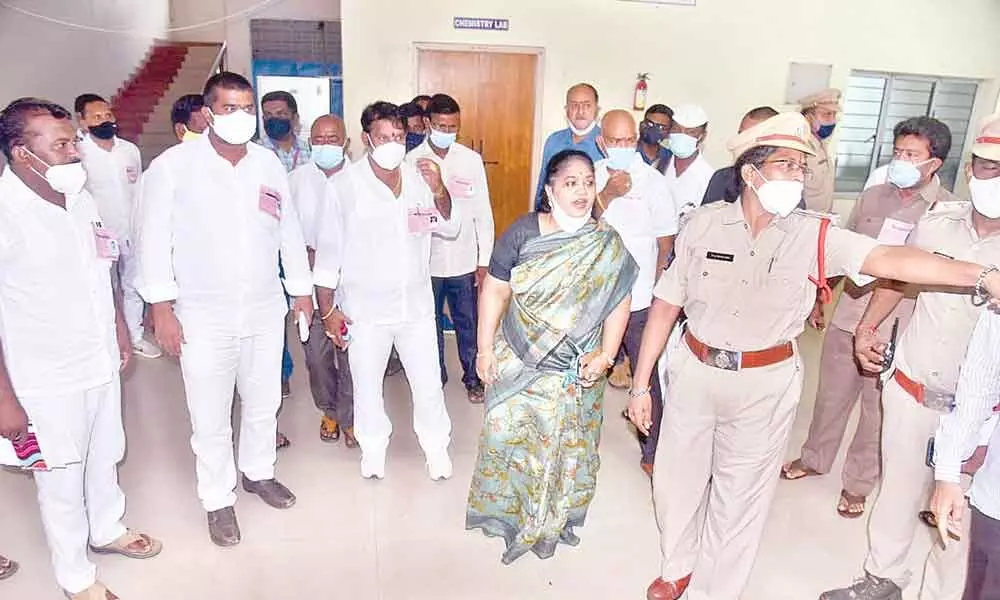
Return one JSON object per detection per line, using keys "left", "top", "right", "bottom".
{"left": 0, "top": 326, "right": 940, "bottom": 599}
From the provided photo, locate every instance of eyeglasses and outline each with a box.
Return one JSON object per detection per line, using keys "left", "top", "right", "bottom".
{"left": 641, "top": 120, "right": 670, "bottom": 131}
{"left": 761, "top": 159, "right": 811, "bottom": 176}
{"left": 892, "top": 148, "right": 931, "bottom": 162}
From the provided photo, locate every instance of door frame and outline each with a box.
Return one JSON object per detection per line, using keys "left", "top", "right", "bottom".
{"left": 414, "top": 42, "right": 546, "bottom": 214}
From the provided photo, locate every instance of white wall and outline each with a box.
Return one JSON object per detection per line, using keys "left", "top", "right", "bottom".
{"left": 340, "top": 0, "right": 1000, "bottom": 199}
{"left": 0, "top": 0, "right": 169, "bottom": 111}
{"left": 169, "top": 0, "right": 341, "bottom": 80}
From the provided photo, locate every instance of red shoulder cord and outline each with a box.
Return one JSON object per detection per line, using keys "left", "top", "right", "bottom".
{"left": 808, "top": 218, "right": 834, "bottom": 304}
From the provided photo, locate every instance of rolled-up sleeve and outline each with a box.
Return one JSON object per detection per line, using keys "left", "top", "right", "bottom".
{"left": 136, "top": 157, "right": 179, "bottom": 303}
{"left": 652, "top": 225, "right": 690, "bottom": 306}
{"left": 824, "top": 225, "right": 880, "bottom": 285}
{"left": 934, "top": 310, "right": 1000, "bottom": 483}
{"left": 276, "top": 168, "right": 312, "bottom": 298}
{"left": 313, "top": 180, "right": 346, "bottom": 290}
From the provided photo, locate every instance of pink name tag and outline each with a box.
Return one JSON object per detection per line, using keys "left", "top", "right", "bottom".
{"left": 125, "top": 166, "right": 139, "bottom": 184}
{"left": 93, "top": 224, "right": 120, "bottom": 261}
{"left": 259, "top": 185, "right": 281, "bottom": 219}
{"left": 448, "top": 175, "right": 474, "bottom": 198}
{"left": 407, "top": 206, "right": 443, "bottom": 234}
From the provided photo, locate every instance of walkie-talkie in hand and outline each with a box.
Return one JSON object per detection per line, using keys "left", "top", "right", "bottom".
{"left": 881, "top": 317, "right": 900, "bottom": 374}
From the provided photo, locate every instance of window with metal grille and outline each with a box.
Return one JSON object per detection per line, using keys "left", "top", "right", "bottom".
{"left": 835, "top": 71, "right": 979, "bottom": 195}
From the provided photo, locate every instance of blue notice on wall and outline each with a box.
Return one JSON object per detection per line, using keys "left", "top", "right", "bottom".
{"left": 453, "top": 17, "right": 510, "bottom": 31}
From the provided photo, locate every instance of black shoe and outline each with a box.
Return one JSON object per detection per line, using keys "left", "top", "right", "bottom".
{"left": 207, "top": 507, "right": 241, "bottom": 547}
{"left": 466, "top": 383, "right": 485, "bottom": 404}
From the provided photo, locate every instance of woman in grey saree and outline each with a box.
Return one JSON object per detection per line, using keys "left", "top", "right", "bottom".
{"left": 467, "top": 150, "right": 638, "bottom": 564}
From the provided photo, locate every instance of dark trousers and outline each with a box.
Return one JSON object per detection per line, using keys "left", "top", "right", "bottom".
{"left": 302, "top": 314, "right": 354, "bottom": 427}
{"left": 965, "top": 506, "right": 1000, "bottom": 600}
{"left": 622, "top": 308, "right": 664, "bottom": 464}
{"left": 432, "top": 272, "right": 481, "bottom": 389}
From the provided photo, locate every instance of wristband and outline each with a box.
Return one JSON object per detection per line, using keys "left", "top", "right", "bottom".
{"left": 628, "top": 386, "right": 651, "bottom": 398}
{"left": 320, "top": 305, "right": 336, "bottom": 321}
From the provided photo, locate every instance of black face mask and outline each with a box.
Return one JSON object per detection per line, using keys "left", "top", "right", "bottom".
{"left": 263, "top": 117, "right": 293, "bottom": 140}
{"left": 89, "top": 121, "right": 118, "bottom": 140}
{"left": 640, "top": 124, "right": 665, "bottom": 146}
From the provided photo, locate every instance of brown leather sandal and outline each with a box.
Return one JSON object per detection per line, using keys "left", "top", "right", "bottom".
{"left": 836, "top": 490, "right": 867, "bottom": 519}
{"left": 780, "top": 458, "right": 821, "bottom": 481}
{"left": 65, "top": 582, "right": 119, "bottom": 599}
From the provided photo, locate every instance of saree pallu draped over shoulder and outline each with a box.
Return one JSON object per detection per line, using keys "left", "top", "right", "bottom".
{"left": 466, "top": 220, "right": 638, "bottom": 564}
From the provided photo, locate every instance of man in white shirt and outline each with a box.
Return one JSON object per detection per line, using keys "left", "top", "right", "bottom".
{"left": 314, "top": 101, "right": 459, "bottom": 481}
{"left": 664, "top": 103, "right": 714, "bottom": 224}
{"left": 137, "top": 72, "right": 313, "bottom": 547}
{"left": 0, "top": 97, "right": 160, "bottom": 600}
{"left": 406, "top": 94, "right": 494, "bottom": 404}
{"left": 288, "top": 114, "right": 356, "bottom": 446}
{"left": 74, "top": 93, "right": 161, "bottom": 360}
{"left": 931, "top": 310, "right": 1000, "bottom": 600}
{"left": 593, "top": 109, "right": 678, "bottom": 477}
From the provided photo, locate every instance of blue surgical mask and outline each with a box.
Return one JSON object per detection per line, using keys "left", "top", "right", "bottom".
{"left": 312, "top": 144, "right": 345, "bottom": 170}
{"left": 887, "top": 159, "right": 925, "bottom": 189}
{"left": 606, "top": 147, "right": 636, "bottom": 171}
{"left": 668, "top": 133, "right": 699, "bottom": 159}
{"left": 816, "top": 123, "right": 836, "bottom": 140}
{"left": 429, "top": 129, "right": 457, "bottom": 150}
{"left": 405, "top": 132, "right": 425, "bottom": 152}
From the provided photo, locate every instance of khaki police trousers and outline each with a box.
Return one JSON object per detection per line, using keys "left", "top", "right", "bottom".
{"left": 864, "top": 376, "right": 969, "bottom": 598}
{"left": 652, "top": 340, "right": 802, "bottom": 600}
{"left": 799, "top": 326, "right": 883, "bottom": 497}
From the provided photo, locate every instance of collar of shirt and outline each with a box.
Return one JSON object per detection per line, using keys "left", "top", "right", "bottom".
{"left": 554, "top": 125, "right": 602, "bottom": 149}
{"left": 262, "top": 135, "right": 311, "bottom": 168}
{"left": 79, "top": 132, "right": 124, "bottom": 153}
{"left": 638, "top": 143, "right": 671, "bottom": 166}
{"left": 722, "top": 196, "right": 800, "bottom": 234}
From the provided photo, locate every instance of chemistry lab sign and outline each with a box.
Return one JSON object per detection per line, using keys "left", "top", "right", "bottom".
{"left": 453, "top": 17, "right": 510, "bottom": 31}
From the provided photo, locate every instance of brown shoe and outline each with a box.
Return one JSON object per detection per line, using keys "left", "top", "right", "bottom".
{"left": 647, "top": 575, "right": 692, "bottom": 600}
{"left": 242, "top": 476, "right": 296, "bottom": 509}
{"left": 343, "top": 427, "right": 359, "bottom": 449}
{"left": 641, "top": 462, "right": 654, "bottom": 478}
{"left": 320, "top": 416, "right": 340, "bottom": 443}
{"left": 467, "top": 383, "right": 485, "bottom": 404}
{"left": 207, "top": 507, "right": 241, "bottom": 547}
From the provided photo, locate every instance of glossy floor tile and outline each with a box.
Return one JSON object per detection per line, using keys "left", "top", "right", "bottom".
{"left": 0, "top": 326, "right": 939, "bottom": 599}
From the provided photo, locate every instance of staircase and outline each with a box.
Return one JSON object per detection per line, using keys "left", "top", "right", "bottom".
{"left": 111, "top": 42, "right": 223, "bottom": 165}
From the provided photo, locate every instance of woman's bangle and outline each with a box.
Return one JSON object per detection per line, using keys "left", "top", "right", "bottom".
{"left": 974, "top": 265, "right": 998, "bottom": 305}
{"left": 320, "top": 305, "right": 336, "bottom": 321}
{"left": 628, "top": 386, "right": 651, "bottom": 398}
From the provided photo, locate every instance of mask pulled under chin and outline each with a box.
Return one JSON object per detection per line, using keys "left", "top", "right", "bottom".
{"left": 568, "top": 119, "right": 596, "bottom": 137}
{"left": 549, "top": 198, "right": 591, "bottom": 233}
{"left": 25, "top": 148, "right": 88, "bottom": 195}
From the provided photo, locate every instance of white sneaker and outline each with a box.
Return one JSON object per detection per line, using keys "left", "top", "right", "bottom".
{"left": 360, "top": 451, "right": 385, "bottom": 480}
{"left": 132, "top": 338, "right": 163, "bottom": 359}
{"left": 426, "top": 450, "right": 453, "bottom": 481}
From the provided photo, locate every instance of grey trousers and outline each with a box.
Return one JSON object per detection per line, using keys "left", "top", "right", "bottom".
{"left": 303, "top": 314, "right": 354, "bottom": 426}
{"left": 965, "top": 506, "right": 1000, "bottom": 600}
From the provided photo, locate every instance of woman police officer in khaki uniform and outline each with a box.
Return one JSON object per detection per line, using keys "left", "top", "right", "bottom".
{"left": 626, "top": 112, "right": 1000, "bottom": 600}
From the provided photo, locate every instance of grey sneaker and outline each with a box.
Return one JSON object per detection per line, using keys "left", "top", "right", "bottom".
{"left": 819, "top": 574, "right": 902, "bottom": 600}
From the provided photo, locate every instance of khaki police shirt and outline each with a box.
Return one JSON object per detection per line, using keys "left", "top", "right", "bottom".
{"left": 803, "top": 135, "right": 835, "bottom": 213}
{"left": 895, "top": 201, "right": 1000, "bottom": 394}
{"left": 653, "top": 199, "right": 879, "bottom": 351}
{"left": 829, "top": 180, "right": 958, "bottom": 334}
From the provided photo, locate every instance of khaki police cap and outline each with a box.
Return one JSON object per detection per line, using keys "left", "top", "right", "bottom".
{"left": 972, "top": 113, "right": 1000, "bottom": 162}
{"left": 727, "top": 112, "right": 816, "bottom": 160}
{"left": 798, "top": 88, "right": 842, "bottom": 112}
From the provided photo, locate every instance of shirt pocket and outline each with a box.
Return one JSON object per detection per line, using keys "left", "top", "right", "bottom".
{"left": 688, "top": 246, "right": 736, "bottom": 302}
{"left": 764, "top": 260, "right": 812, "bottom": 317}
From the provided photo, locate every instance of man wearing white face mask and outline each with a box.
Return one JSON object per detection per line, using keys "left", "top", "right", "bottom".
{"left": 314, "top": 101, "right": 459, "bottom": 481}
{"left": 534, "top": 83, "right": 603, "bottom": 210}
{"left": 822, "top": 113, "right": 1000, "bottom": 600}
{"left": 138, "top": 72, "right": 314, "bottom": 547}
{"left": 593, "top": 109, "right": 677, "bottom": 476}
{"left": 406, "top": 93, "right": 494, "bottom": 405}
{"left": 664, "top": 103, "right": 713, "bottom": 225}
{"left": 288, "top": 114, "right": 357, "bottom": 446}
{"left": 0, "top": 98, "right": 161, "bottom": 600}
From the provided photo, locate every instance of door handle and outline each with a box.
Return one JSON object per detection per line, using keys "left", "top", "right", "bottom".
{"left": 481, "top": 138, "right": 499, "bottom": 166}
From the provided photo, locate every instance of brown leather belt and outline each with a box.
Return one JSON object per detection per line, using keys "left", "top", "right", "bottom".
{"left": 683, "top": 330, "right": 794, "bottom": 371}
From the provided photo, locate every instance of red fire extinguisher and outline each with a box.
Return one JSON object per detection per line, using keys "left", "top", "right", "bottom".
{"left": 633, "top": 73, "right": 649, "bottom": 111}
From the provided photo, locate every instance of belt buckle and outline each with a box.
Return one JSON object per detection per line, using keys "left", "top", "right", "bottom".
{"left": 707, "top": 347, "right": 741, "bottom": 371}
{"left": 924, "top": 392, "right": 955, "bottom": 413}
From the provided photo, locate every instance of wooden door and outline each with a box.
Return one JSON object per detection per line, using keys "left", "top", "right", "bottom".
{"left": 417, "top": 50, "right": 537, "bottom": 236}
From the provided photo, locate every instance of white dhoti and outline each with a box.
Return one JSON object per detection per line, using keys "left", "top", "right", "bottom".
{"left": 178, "top": 321, "right": 284, "bottom": 511}
{"left": 118, "top": 241, "right": 146, "bottom": 344}
{"left": 19, "top": 373, "right": 127, "bottom": 594}
{"left": 348, "top": 317, "right": 452, "bottom": 456}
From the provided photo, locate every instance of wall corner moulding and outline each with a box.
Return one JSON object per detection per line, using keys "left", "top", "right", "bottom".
{"left": 618, "top": 0, "right": 696, "bottom": 5}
